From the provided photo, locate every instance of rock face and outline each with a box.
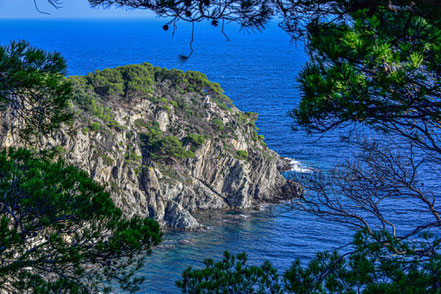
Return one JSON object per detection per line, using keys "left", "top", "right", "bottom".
{"left": 0, "top": 63, "right": 301, "bottom": 229}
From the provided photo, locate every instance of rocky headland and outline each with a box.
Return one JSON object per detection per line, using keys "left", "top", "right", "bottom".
{"left": 0, "top": 63, "right": 301, "bottom": 229}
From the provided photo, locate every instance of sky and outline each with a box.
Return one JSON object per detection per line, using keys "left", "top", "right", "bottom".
{"left": 0, "top": 0, "right": 156, "bottom": 19}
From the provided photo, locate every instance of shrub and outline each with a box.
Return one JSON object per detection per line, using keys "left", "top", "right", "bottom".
{"left": 142, "top": 126, "right": 194, "bottom": 159}
{"left": 157, "top": 97, "right": 168, "bottom": 104}
{"left": 50, "top": 145, "right": 65, "bottom": 158}
{"left": 169, "top": 100, "right": 178, "bottom": 108}
{"left": 155, "top": 136, "right": 188, "bottom": 159}
{"left": 83, "top": 64, "right": 154, "bottom": 98}
{"left": 185, "top": 133, "right": 205, "bottom": 146}
{"left": 90, "top": 122, "right": 101, "bottom": 131}
{"left": 134, "top": 118, "right": 148, "bottom": 129}
{"left": 236, "top": 150, "right": 249, "bottom": 161}
{"left": 124, "top": 151, "right": 142, "bottom": 163}
{"left": 212, "top": 117, "right": 225, "bottom": 131}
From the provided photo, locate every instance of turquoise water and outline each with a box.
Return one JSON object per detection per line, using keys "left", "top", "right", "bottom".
{"left": 0, "top": 19, "right": 365, "bottom": 293}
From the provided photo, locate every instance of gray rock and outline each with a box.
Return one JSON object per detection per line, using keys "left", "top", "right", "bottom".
{"left": 0, "top": 67, "right": 302, "bottom": 230}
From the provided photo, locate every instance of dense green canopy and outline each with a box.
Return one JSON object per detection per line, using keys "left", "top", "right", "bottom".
{"left": 0, "top": 148, "right": 161, "bottom": 293}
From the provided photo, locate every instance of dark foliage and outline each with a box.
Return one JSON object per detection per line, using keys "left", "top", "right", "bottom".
{"left": 0, "top": 148, "right": 162, "bottom": 293}
{"left": 0, "top": 40, "right": 72, "bottom": 141}
{"left": 177, "top": 230, "right": 441, "bottom": 293}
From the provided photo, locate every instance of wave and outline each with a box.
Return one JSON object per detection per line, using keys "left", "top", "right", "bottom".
{"left": 288, "top": 159, "right": 314, "bottom": 173}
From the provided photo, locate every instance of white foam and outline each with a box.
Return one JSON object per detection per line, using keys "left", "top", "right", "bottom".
{"left": 288, "top": 159, "right": 314, "bottom": 173}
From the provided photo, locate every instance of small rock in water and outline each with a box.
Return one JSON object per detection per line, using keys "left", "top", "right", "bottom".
{"left": 158, "top": 244, "right": 175, "bottom": 249}
{"left": 224, "top": 213, "right": 250, "bottom": 220}
{"left": 178, "top": 239, "right": 194, "bottom": 245}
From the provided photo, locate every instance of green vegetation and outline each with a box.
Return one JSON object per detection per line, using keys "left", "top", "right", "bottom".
{"left": 177, "top": 230, "right": 441, "bottom": 293}
{"left": 100, "top": 153, "right": 114, "bottom": 166}
{"left": 49, "top": 145, "right": 66, "bottom": 159}
{"left": 0, "top": 148, "right": 161, "bottom": 293}
{"left": 0, "top": 40, "right": 72, "bottom": 141}
{"left": 141, "top": 123, "right": 194, "bottom": 160}
{"left": 161, "top": 104, "right": 171, "bottom": 113}
{"left": 158, "top": 165, "right": 181, "bottom": 183}
{"left": 152, "top": 136, "right": 192, "bottom": 159}
{"left": 236, "top": 150, "right": 248, "bottom": 161}
{"left": 183, "top": 133, "right": 205, "bottom": 152}
{"left": 169, "top": 100, "right": 178, "bottom": 108}
{"left": 134, "top": 118, "right": 148, "bottom": 129}
{"left": 176, "top": 251, "right": 281, "bottom": 293}
{"left": 124, "top": 151, "right": 142, "bottom": 163}
{"left": 157, "top": 97, "right": 168, "bottom": 104}
{"left": 211, "top": 117, "right": 224, "bottom": 131}
{"left": 154, "top": 67, "right": 223, "bottom": 96}
{"left": 71, "top": 63, "right": 231, "bottom": 108}
{"left": 89, "top": 121, "right": 101, "bottom": 131}
{"left": 90, "top": 99, "right": 121, "bottom": 127}
{"left": 81, "top": 63, "right": 154, "bottom": 97}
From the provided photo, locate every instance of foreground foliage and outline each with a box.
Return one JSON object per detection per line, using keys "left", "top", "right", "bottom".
{"left": 176, "top": 251, "right": 282, "bottom": 293}
{"left": 0, "top": 148, "right": 162, "bottom": 293}
{"left": 177, "top": 230, "right": 441, "bottom": 293}
{"left": 0, "top": 40, "right": 72, "bottom": 141}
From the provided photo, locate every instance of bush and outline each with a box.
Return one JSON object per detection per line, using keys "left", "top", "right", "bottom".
{"left": 124, "top": 151, "right": 142, "bottom": 163}
{"left": 142, "top": 125, "right": 193, "bottom": 159}
{"left": 183, "top": 133, "right": 205, "bottom": 153}
{"left": 155, "top": 136, "right": 188, "bottom": 159}
{"left": 212, "top": 117, "right": 225, "bottom": 131}
{"left": 90, "top": 122, "right": 101, "bottom": 131}
{"left": 83, "top": 64, "right": 154, "bottom": 98}
{"left": 169, "top": 100, "right": 178, "bottom": 108}
{"left": 185, "top": 133, "right": 205, "bottom": 146}
{"left": 134, "top": 118, "right": 148, "bottom": 129}
{"left": 236, "top": 150, "right": 248, "bottom": 160}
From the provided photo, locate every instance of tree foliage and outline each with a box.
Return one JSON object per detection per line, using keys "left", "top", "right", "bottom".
{"left": 288, "top": 1, "right": 441, "bottom": 289}
{"left": 0, "top": 147, "right": 162, "bottom": 293}
{"left": 0, "top": 40, "right": 72, "bottom": 141}
{"left": 86, "top": 1, "right": 441, "bottom": 39}
{"left": 293, "top": 4, "right": 441, "bottom": 157}
{"left": 176, "top": 251, "right": 282, "bottom": 293}
{"left": 70, "top": 63, "right": 227, "bottom": 101}
{"left": 177, "top": 230, "right": 441, "bottom": 293}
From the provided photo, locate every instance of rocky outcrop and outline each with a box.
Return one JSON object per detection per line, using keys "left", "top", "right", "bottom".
{"left": 0, "top": 64, "right": 301, "bottom": 229}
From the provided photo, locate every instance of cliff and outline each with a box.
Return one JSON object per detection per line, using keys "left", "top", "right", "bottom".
{"left": 0, "top": 63, "right": 301, "bottom": 229}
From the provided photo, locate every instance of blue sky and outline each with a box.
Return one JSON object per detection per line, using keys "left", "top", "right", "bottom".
{"left": 0, "top": 0, "right": 156, "bottom": 18}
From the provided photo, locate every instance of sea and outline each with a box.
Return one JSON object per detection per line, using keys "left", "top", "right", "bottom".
{"left": 0, "top": 18, "right": 396, "bottom": 292}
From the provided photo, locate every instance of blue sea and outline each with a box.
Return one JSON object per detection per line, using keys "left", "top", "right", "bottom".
{"left": 0, "top": 19, "right": 391, "bottom": 292}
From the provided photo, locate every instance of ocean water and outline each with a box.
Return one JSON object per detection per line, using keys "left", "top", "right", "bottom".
{"left": 0, "top": 19, "right": 392, "bottom": 292}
